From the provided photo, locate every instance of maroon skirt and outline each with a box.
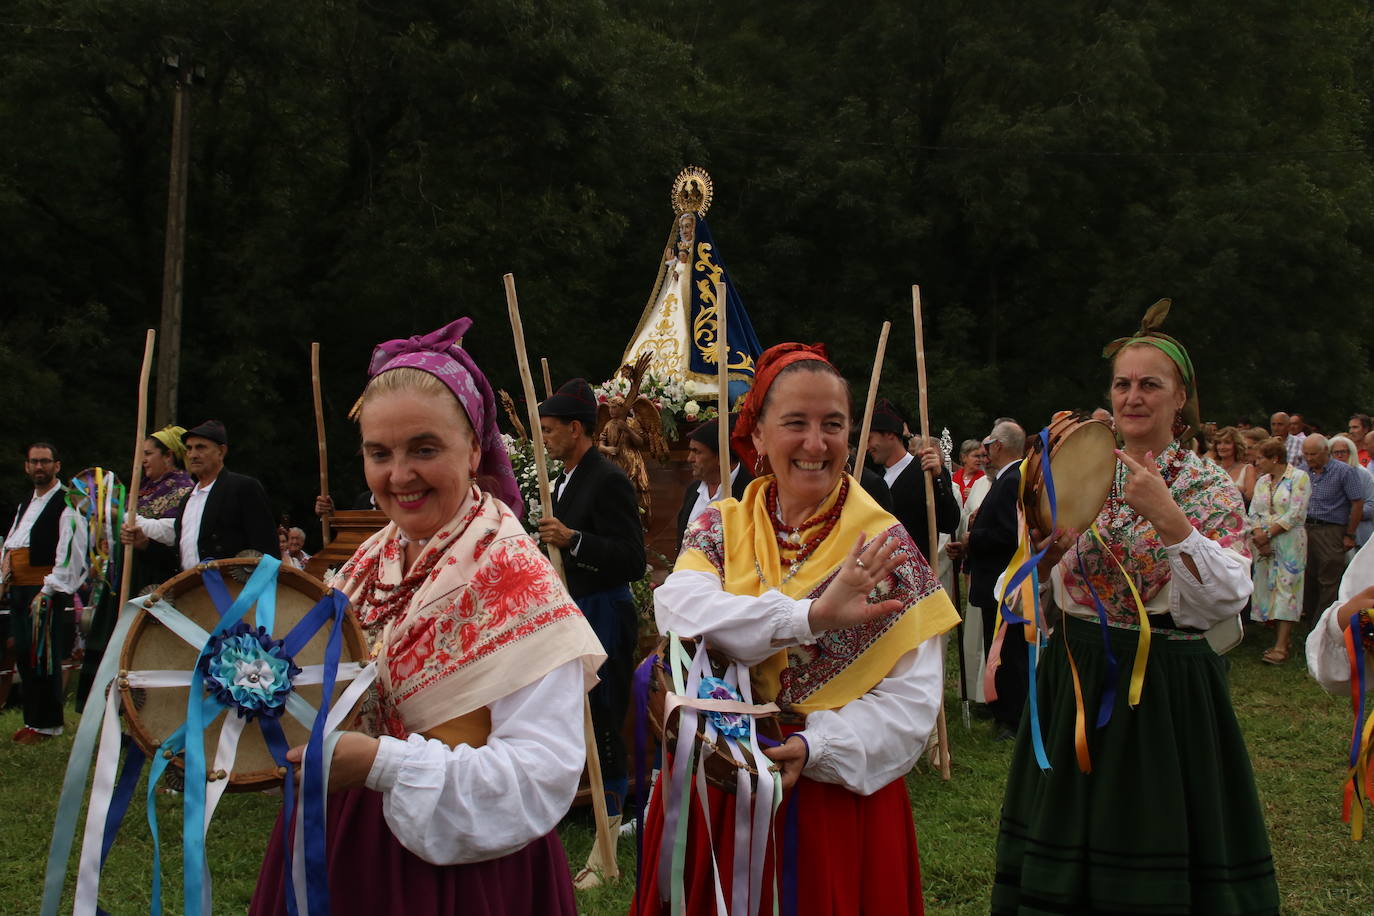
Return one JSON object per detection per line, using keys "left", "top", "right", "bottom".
{"left": 249, "top": 787, "right": 577, "bottom": 915}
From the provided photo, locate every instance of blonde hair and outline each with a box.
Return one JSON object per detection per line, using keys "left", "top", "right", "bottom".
{"left": 351, "top": 368, "right": 473, "bottom": 436}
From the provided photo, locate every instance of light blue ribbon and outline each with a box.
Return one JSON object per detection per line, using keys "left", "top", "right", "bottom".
{"left": 182, "top": 558, "right": 282, "bottom": 915}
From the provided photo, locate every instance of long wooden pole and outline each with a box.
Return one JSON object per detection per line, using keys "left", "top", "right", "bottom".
{"left": 912, "top": 285, "right": 953, "bottom": 781}
{"left": 856, "top": 321, "right": 893, "bottom": 473}
{"left": 311, "top": 342, "right": 330, "bottom": 548}
{"left": 714, "top": 276, "right": 730, "bottom": 487}
{"left": 117, "top": 330, "right": 157, "bottom": 612}
{"left": 504, "top": 273, "right": 618, "bottom": 882}
{"left": 541, "top": 357, "right": 554, "bottom": 399}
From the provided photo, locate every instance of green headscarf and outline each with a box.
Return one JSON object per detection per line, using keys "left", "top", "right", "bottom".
{"left": 1102, "top": 298, "right": 1201, "bottom": 442}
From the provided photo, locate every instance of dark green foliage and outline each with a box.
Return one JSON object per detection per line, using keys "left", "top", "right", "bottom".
{"left": 2, "top": 0, "right": 1372, "bottom": 528}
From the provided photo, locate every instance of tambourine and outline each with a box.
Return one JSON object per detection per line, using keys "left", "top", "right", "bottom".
{"left": 645, "top": 636, "right": 782, "bottom": 793}
{"left": 1023, "top": 411, "right": 1117, "bottom": 537}
{"left": 119, "top": 557, "right": 369, "bottom": 792}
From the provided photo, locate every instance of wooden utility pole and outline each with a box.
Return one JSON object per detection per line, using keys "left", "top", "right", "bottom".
{"left": 153, "top": 56, "right": 198, "bottom": 427}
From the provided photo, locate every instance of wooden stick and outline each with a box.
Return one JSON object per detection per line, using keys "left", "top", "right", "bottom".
{"left": 311, "top": 342, "right": 331, "bottom": 548}
{"left": 541, "top": 357, "right": 554, "bottom": 399}
{"left": 855, "top": 321, "right": 893, "bottom": 473}
{"left": 912, "top": 285, "right": 953, "bottom": 781}
{"left": 714, "top": 276, "right": 730, "bottom": 488}
{"left": 116, "top": 330, "right": 157, "bottom": 612}
{"left": 504, "top": 273, "right": 618, "bottom": 881}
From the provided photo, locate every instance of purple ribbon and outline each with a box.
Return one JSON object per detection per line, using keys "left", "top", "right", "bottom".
{"left": 366, "top": 317, "right": 524, "bottom": 518}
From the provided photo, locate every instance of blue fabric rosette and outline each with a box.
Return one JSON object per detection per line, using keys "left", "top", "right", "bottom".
{"left": 197, "top": 621, "right": 301, "bottom": 719}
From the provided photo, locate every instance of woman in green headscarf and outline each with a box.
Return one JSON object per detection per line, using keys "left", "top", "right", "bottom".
{"left": 993, "top": 301, "right": 1279, "bottom": 914}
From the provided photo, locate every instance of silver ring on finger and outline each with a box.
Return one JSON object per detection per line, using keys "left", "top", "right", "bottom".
{"left": 855, "top": 559, "right": 866, "bottom": 570}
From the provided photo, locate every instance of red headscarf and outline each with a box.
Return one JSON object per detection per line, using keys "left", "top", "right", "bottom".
{"left": 731, "top": 342, "right": 834, "bottom": 472}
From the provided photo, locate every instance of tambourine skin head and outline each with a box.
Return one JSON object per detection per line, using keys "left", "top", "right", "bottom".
{"left": 1026, "top": 415, "right": 1118, "bottom": 538}
{"left": 119, "top": 558, "right": 368, "bottom": 792}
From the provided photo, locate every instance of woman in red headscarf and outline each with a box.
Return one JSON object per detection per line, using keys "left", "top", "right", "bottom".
{"left": 632, "top": 343, "right": 959, "bottom": 915}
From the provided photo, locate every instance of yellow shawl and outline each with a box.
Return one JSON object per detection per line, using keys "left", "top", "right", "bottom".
{"left": 676, "top": 474, "right": 958, "bottom": 714}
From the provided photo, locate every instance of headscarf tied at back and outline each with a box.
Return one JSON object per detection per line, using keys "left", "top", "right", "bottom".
{"left": 731, "top": 341, "right": 833, "bottom": 473}
{"left": 150, "top": 425, "right": 189, "bottom": 463}
{"left": 366, "top": 317, "right": 524, "bottom": 519}
{"left": 1101, "top": 298, "right": 1201, "bottom": 442}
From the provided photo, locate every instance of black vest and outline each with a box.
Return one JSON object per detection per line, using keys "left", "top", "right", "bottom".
{"left": 12, "top": 487, "right": 67, "bottom": 565}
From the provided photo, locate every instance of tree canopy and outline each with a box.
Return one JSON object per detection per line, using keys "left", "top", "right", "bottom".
{"left": 3, "top": 0, "right": 1372, "bottom": 533}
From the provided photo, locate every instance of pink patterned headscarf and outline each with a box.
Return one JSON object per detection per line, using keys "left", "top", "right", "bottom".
{"left": 366, "top": 317, "right": 524, "bottom": 518}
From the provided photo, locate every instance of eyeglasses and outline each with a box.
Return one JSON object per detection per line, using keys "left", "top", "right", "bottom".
{"left": 982, "top": 438, "right": 998, "bottom": 449}
{"left": 25, "top": 458, "right": 54, "bottom": 466}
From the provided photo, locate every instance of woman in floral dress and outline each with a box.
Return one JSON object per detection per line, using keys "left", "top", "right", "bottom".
{"left": 1249, "top": 437, "right": 1310, "bottom": 664}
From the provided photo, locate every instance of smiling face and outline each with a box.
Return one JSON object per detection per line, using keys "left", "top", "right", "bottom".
{"left": 1215, "top": 436, "right": 1234, "bottom": 461}
{"left": 866, "top": 430, "right": 904, "bottom": 468}
{"left": 752, "top": 367, "right": 850, "bottom": 516}
{"left": 360, "top": 389, "right": 479, "bottom": 540}
{"left": 1110, "top": 344, "right": 1187, "bottom": 451}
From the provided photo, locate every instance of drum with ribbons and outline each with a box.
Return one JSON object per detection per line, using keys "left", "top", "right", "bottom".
{"left": 42, "top": 555, "right": 376, "bottom": 916}
{"left": 1022, "top": 410, "right": 1116, "bottom": 538}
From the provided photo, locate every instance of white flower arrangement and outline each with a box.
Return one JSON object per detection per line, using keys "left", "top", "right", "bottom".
{"left": 500, "top": 433, "right": 564, "bottom": 533}
{"left": 593, "top": 370, "right": 718, "bottom": 441}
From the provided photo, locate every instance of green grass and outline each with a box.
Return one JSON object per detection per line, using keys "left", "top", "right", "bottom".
{"left": 3, "top": 622, "right": 1369, "bottom": 914}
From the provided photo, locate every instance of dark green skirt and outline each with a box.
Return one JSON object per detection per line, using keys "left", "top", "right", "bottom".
{"left": 992, "top": 615, "right": 1279, "bottom": 915}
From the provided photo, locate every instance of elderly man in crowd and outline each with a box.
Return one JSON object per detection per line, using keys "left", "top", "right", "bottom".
{"left": 1271, "top": 411, "right": 1307, "bottom": 471}
{"left": 1302, "top": 434, "right": 1366, "bottom": 617}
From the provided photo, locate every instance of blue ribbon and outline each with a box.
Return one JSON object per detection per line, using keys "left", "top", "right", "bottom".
{"left": 780, "top": 782, "right": 801, "bottom": 916}
{"left": 183, "top": 558, "right": 282, "bottom": 915}
{"left": 289, "top": 587, "right": 349, "bottom": 916}
{"left": 1074, "top": 546, "right": 1120, "bottom": 728}
{"left": 258, "top": 716, "right": 301, "bottom": 916}
{"left": 995, "top": 428, "right": 1056, "bottom": 770}
{"left": 99, "top": 739, "right": 146, "bottom": 869}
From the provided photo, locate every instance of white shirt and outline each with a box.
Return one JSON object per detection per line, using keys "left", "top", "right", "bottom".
{"left": 1307, "top": 536, "right": 1374, "bottom": 696}
{"left": 687, "top": 464, "right": 741, "bottom": 528}
{"left": 4, "top": 486, "right": 88, "bottom": 595}
{"left": 654, "top": 569, "right": 943, "bottom": 796}
{"left": 5, "top": 485, "right": 62, "bottom": 548}
{"left": 140, "top": 476, "right": 217, "bottom": 570}
{"left": 363, "top": 658, "right": 587, "bottom": 864}
{"left": 1050, "top": 527, "right": 1252, "bottom": 630}
{"left": 882, "top": 451, "right": 915, "bottom": 488}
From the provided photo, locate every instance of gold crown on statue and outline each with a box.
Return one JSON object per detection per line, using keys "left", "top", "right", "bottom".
{"left": 671, "top": 166, "right": 713, "bottom": 216}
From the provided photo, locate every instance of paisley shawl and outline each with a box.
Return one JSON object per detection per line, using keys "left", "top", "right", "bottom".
{"left": 676, "top": 473, "right": 958, "bottom": 713}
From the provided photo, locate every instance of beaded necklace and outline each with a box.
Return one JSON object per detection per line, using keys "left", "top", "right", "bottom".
{"left": 1101, "top": 444, "right": 1189, "bottom": 538}
{"left": 355, "top": 493, "right": 486, "bottom": 629}
{"left": 756, "top": 477, "right": 849, "bottom": 589}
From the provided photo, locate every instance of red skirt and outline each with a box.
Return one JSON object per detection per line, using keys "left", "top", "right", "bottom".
{"left": 631, "top": 769, "right": 923, "bottom": 915}
{"left": 249, "top": 787, "right": 577, "bottom": 915}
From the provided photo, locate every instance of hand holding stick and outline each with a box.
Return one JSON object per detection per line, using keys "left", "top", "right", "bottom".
{"left": 117, "top": 330, "right": 157, "bottom": 612}
{"left": 504, "top": 273, "right": 617, "bottom": 881}
{"left": 912, "top": 285, "right": 953, "bottom": 781}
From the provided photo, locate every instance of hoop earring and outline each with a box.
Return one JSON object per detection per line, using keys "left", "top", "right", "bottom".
{"left": 754, "top": 454, "right": 767, "bottom": 476}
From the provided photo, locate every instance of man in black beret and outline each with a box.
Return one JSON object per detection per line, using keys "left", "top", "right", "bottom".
{"left": 122, "top": 420, "right": 278, "bottom": 571}
{"left": 675, "top": 416, "right": 753, "bottom": 553}
{"left": 865, "top": 398, "right": 959, "bottom": 565}
{"left": 536, "top": 379, "right": 646, "bottom": 877}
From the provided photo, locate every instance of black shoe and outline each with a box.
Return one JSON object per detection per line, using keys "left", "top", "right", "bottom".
{"left": 995, "top": 727, "right": 1017, "bottom": 742}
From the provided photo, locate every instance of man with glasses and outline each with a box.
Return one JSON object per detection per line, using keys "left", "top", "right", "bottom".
{"left": 1, "top": 442, "right": 87, "bottom": 744}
